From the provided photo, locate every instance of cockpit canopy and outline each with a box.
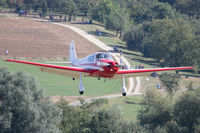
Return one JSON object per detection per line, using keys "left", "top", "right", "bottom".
{"left": 87, "top": 52, "right": 113, "bottom": 62}
{"left": 96, "top": 53, "right": 112, "bottom": 60}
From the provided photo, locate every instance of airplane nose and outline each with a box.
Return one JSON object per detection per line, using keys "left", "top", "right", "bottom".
{"left": 109, "top": 62, "right": 118, "bottom": 68}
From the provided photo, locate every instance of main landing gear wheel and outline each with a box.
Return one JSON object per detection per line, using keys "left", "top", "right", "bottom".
{"left": 79, "top": 91, "right": 84, "bottom": 95}
{"left": 122, "top": 93, "right": 127, "bottom": 96}
{"left": 79, "top": 73, "right": 85, "bottom": 95}
{"left": 121, "top": 75, "right": 127, "bottom": 97}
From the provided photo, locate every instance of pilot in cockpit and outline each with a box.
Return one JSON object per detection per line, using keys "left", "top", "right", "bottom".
{"left": 96, "top": 53, "right": 112, "bottom": 60}
{"left": 96, "top": 53, "right": 101, "bottom": 60}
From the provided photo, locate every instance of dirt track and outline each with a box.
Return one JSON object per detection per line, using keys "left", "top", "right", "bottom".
{"left": 0, "top": 14, "right": 99, "bottom": 59}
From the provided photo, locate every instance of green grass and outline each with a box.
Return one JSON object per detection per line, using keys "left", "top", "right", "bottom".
{"left": 0, "top": 60, "right": 122, "bottom": 96}
{"left": 109, "top": 95, "right": 143, "bottom": 122}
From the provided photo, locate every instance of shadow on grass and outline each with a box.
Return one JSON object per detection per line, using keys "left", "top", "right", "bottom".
{"left": 122, "top": 51, "right": 142, "bottom": 57}
{"left": 125, "top": 100, "right": 143, "bottom": 105}
{"left": 71, "top": 22, "right": 105, "bottom": 28}
{"left": 88, "top": 31, "right": 115, "bottom": 37}
{"left": 117, "top": 45, "right": 127, "bottom": 49}
{"left": 181, "top": 72, "right": 200, "bottom": 78}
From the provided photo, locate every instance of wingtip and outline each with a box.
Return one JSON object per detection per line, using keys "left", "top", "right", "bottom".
{"left": 4, "top": 59, "right": 16, "bottom": 62}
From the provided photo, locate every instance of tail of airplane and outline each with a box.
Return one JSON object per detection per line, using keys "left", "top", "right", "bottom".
{"left": 69, "top": 40, "right": 77, "bottom": 63}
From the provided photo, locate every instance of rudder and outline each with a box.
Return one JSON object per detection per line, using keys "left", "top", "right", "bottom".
{"left": 69, "top": 40, "right": 77, "bottom": 63}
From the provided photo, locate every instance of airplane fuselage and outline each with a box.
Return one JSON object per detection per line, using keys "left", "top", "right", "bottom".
{"left": 73, "top": 52, "right": 120, "bottom": 78}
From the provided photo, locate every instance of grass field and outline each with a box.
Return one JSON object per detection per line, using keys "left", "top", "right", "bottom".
{"left": 0, "top": 60, "right": 122, "bottom": 96}
{"left": 108, "top": 95, "right": 143, "bottom": 122}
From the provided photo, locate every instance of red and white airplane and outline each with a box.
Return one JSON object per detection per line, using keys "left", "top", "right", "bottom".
{"left": 6, "top": 41, "right": 193, "bottom": 96}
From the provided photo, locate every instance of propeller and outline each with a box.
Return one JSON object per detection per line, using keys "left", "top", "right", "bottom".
{"left": 115, "top": 63, "right": 126, "bottom": 68}
{"left": 118, "top": 51, "right": 127, "bottom": 69}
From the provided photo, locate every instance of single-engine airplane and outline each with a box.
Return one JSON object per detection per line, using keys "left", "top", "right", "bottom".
{"left": 6, "top": 41, "right": 194, "bottom": 96}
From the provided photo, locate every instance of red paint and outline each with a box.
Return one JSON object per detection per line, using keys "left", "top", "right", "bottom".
{"left": 87, "top": 59, "right": 120, "bottom": 78}
{"left": 6, "top": 59, "right": 91, "bottom": 73}
{"left": 117, "top": 67, "right": 194, "bottom": 74}
{"left": 6, "top": 59, "right": 193, "bottom": 78}
{"left": 99, "top": 60, "right": 119, "bottom": 78}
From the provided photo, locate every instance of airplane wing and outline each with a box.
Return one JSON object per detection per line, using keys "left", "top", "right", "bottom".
{"left": 113, "top": 66, "right": 194, "bottom": 79}
{"left": 6, "top": 59, "right": 92, "bottom": 78}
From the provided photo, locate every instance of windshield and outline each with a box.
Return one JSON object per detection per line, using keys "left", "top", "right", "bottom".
{"left": 96, "top": 53, "right": 112, "bottom": 60}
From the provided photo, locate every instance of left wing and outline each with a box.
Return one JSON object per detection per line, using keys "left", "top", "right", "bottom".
{"left": 6, "top": 59, "right": 92, "bottom": 78}
{"left": 113, "top": 66, "right": 194, "bottom": 79}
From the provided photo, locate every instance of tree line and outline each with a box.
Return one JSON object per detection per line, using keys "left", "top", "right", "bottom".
{"left": 0, "top": 0, "right": 96, "bottom": 21}
{"left": 0, "top": 0, "right": 199, "bottom": 67}
{"left": 1, "top": 67, "right": 200, "bottom": 133}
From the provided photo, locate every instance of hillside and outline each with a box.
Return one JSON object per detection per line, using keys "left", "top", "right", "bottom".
{"left": 0, "top": 14, "right": 100, "bottom": 59}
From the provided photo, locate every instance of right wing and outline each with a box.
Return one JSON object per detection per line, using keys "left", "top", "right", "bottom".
{"left": 113, "top": 66, "right": 194, "bottom": 79}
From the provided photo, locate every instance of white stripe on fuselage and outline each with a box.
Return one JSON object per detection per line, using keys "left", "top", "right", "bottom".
{"left": 71, "top": 52, "right": 113, "bottom": 71}
{"left": 80, "top": 65, "right": 103, "bottom": 71}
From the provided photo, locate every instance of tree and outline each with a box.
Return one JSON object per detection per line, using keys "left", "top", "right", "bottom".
{"left": 194, "top": 119, "right": 200, "bottom": 133}
{"left": 5, "top": 0, "right": 24, "bottom": 11}
{"left": 78, "top": 0, "right": 90, "bottom": 16}
{"left": 158, "top": 0, "right": 175, "bottom": 5}
{"left": 173, "top": 88, "right": 200, "bottom": 133}
{"left": 164, "top": 120, "right": 180, "bottom": 133}
{"left": 57, "top": 99, "right": 92, "bottom": 133}
{"left": 46, "top": 0, "right": 58, "bottom": 11}
{"left": 153, "top": 126, "right": 167, "bottom": 133}
{"left": 159, "top": 73, "right": 180, "bottom": 99}
{"left": 121, "top": 121, "right": 148, "bottom": 133}
{"left": 0, "top": 67, "right": 61, "bottom": 133}
{"left": 61, "top": 0, "right": 78, "bottom": 21}
{"left": 150, "top": 3, "right": 178, "bottom": 19}
{"left": 123, "top": 24, "right": 147, "bottom": 51}
{"left": 32, "top": 0, "right": 40, "bottom": 11}
{"left": 90, "top": 106, "right": 123, "bottom": 133}
{"left": 137, "top": 88, "right": 173, "bottom": 130}
{"left": 174, "top": 0, "right": 200, "bottom": 18}
{"left": 126, "top": 0, "right": 179, "bottom": 24}
{"left": 92, "top": 0, "right": 113, "bottom": 23}
{"left": 130, "top": 18, "right": 198, "bottom": 66}
{"left": 41, "top": 0, "right": 47, "bottom": 17}
{"left": 106, "top": 4, "right": 130, "bottom": 39}
{"left": 0, "top": 0, "right": 7, "bottom": 6}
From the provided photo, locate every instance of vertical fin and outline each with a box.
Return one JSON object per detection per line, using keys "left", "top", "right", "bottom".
{"left": 69, "top": 40, "right": 77, "bottom": 63}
